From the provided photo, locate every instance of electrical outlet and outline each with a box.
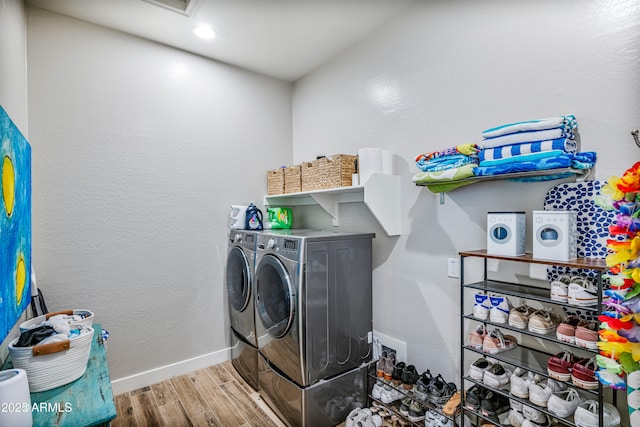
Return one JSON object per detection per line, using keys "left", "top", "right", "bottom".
{"left": 447, "top": 258, "right": 459, "bottom": 278}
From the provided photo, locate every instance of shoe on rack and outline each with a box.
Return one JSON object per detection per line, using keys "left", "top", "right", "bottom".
{"left": 508, "top": 407, "right": 525, "bottom": 427}
{"left": 468, "top": 358, "right": 492, "bottom": 381}
{"left": 567, "top": 276, "right": 599, "bottom": 306}
{"left": 547, "top": 350, "right": 577, "bottom": 382}
{"left": 442, "top": 390, "right": 462, "bottom": 417}
{"left": 575, "top": 320, "right": 599, "bottom": 350}
{"left": 468, "top": 324, "right": 488, "bottom": 350}
{"left": 482, "top": 328, "right": 518, "bottom": 354}
{"left": 480, "top": 390, "right": 510, "bottom": 423}
{"left": 550, "top": 274, "right": 571, "bottom": 303}
{"left": 556, "top": 315, "right": 582, "bottom": 344}
{"left": 527, "top": 309, "right": 561, "bottom": 335}
{"left": 413, "top": 370, "right": 433, "bottom": 402}
{"left": 483, "top": 363, "right": 512, "bottom": 389}
{"left": 401, "top": 364, "right": 419, "bottom": 390}
{"left": 574, "top": 400, "right": 621, "bottom": 427}
{"left": 489, "top": 295, "right": 512, "bottom": 324}
{"left": 528, "top": 375, "right": 565, "bottom": 408}
{"left": 376, "top": 350, "right": 387, "bottom": 378}
{"left": 427, "top": 374, "right": 457, "bottom": 406}
{"left": 380, "top": 383, "right": 404, "bottom": 404}
{"left": 407, "top": 399, "right": 426, "bottom": 422}
{"left": 391, "top": 361, "right": 406, "bottom": 386}
{"left": 521, "top": 405, "right": 552, "bottom": 427}
{"left": 398, "top": 397, "right": 412, "bottom": 416}
{"left": 464, "top": 384, "right": 486, "bottom": 412}
{"left": 571, "top": 357, "right": 599, "bottom": 390}
{"left": 508, "top": 305, "right": 535, "bottom": 329}
{"left": 371, "top": 380, "right": 384, "bottom": 400}
{"left": 383, "top": 352, "right": 395, "bottom": 382}
{"left": 510, "top": 368, "right": 534, "bottom": 399}
{"left": 473, "top": 292, "right": 490, "bottom": 320}
{"left": 547, "top": 388, "right": 582, "bottom": 418}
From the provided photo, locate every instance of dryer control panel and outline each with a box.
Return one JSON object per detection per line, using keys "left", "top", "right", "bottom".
{"left": 257, "top": 235, "right": 301, "bottom": 262}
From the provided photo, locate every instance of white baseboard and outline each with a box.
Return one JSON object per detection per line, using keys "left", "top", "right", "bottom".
{"left": 111, "top": 347, "right": 231, "bottom": 396}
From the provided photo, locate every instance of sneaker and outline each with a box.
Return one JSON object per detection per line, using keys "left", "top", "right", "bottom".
{"left": 379, "top": 383, "right": 404, "bottom": 404}
{"left": 521, "top": 404, "right": 552, "bottom": 427}
{"left": 468, "top": 324, "right": 488, "bottom": 350}
{"left": 528, "top": 376, "right": 565, "bottom": 407}
{"left": 401, "top": 364, "right": 419, "bottom": 390}
{"left": 574, "top": 400, "right": 621, "bottom": 427}
{"left": 407, "top": 399, "right": 426, "bottom": 422}
{"left": 556, "top": 315, "right": 582, "bottom": 344}
{"left": 550, "top": 274, "right": 571, "bottom": 302}
{"left": 391, "top": 361, "right": 405, "bottom": 386}
{"left": 483, "top": 363, "right": 512, "bottom": 389}
{"left": 508, "top": 305, "right": 535, "bottom": 329}
{"left": 575, "top": 321, "right": 599, "bottom": 350}
{"left": 371, "top": 381, "right": 384, "bottom": 399}
{"left": 464, "top": 385, "right": 486, "bottom": 411}
{"left": 398, "top": 397, "right": 412, "bottom": 416}
{"left": 468, "top": 358, "right": 492, "bottom": 381}
{"left": 413, "top": 370, "right": 433, "bottom": 402}
{"left": 548, "top": 350, "right": 577, "bottom": 382}
{"left": 376, "top": 351, "right": 387, "bottom": 378}
{"left": 571, "top": 358, "right": 599, "bottom": 390}
{"left": 383, "top": 352, "right": 395, "bottom": 381}
{"left": 568, "top": 277, "right": 599, "bottom": 306}
{"left": 508, "top": 408, "right": 525, "bottom": 427}
{"left": 480, "top": 390, "right": 510, "bottom": 422}
{"left": 473, "top": 292, "right": 490, "bottom": 320}
{"left": 547, "top": 388, "right": 582, "bottom": 418}
{"left": 489, "top": 295, "right": 512, "bottom": 324}
{"left": 528, "top": 309, "right": 561, "bottom": 335}
{"left": 427, "top": 374, "right": 456, "bottom": 406}
{"left": 442, "top": 390, "right": 462, "bottom": 417}
{"left": 510, "top": 368, "right": 534, "bottom": 399}
{"left": 482, "top": 329, "right": 518, "bottom": 354}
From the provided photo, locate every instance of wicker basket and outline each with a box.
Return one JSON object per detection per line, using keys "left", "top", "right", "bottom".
{"left": 301, "top": 154, "right": 357, "bottom": 192}
{"left": 9, "top": 324, "right": 94, "bottom": 392}
{"left": 19, "top": 309, "right": 94, "bottom": 333}
{"left": 267, "top": 168, "right": 285, "bottom": 195}
{"left": 284, "top": 165, "right": 302, "bottom": 193}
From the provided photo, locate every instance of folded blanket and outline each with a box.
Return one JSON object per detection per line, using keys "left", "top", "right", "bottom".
{"left": 479, "top": 149, "right": 565, "bottom": 167}
{"left": 415, "top": 143, "right": 480, "bottom": 163}
{"left": 413, "top": 164, "right": 477, "bottom": 193}
{"left": 416, "top": 154, "right": 479, "bottom": 172}
{"left": 478, "top": 138, "right": 576, "bottom": 162}
{"left": 482, "top": 115, "right": 577, "bottom": 139}
{"left": 480, "top": 128, "right": 574, "bottom": 149}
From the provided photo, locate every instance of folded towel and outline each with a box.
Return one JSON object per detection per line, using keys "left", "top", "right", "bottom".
{"left": 482, "top": 115, "right": 577, "bottom": 139}
{"left": 413, "top": 164, "right": 478, "bottom": 193}
{"left": 416, "top": 154, "right": 478, "bottom": 172}
{"left": 474, "top": 154, "right": 574, "bottom": 176}
{"left": 571, "top": 151, "right": 597, "bottom": 169}
{"left": 479, "top": 149, "right": 565, "bottom": 168}
{"left": 415, "top": 143, "right": 480, "bottom": 163}
{"left": 480, "top": 128, "right": 574, "bottom": 149}
{"left": 478, "top": 138, "right": 577, "bottom": 162}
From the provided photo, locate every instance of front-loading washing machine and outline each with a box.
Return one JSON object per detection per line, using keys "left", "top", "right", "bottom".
{"left": 254, "top": 229, "right": 374, "bottom": 426}
{"left": 227, "top": 229, "right": 259, "bottom": 390}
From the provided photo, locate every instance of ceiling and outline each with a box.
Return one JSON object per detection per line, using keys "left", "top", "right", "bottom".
{"left": 25, "top": 0, "right": 419, "bottom": 82}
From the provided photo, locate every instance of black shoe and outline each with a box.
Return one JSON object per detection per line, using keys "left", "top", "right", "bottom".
{"left": 464, "top": 385, "right": 486, "bottom": 412}
{"left": 413, "top": 370, "right": 433, "bottom": 401}
{"left": 391, "top": 361, "right": 406, "bottom": 386}
{"left": 480, "top": 390, "right": 509, "bottom": 422}
{"left": 427, "top": 374, "right": 457, "bottom": 406}
{"left": 401, "top": 365, "right": 419, "bottom": 390}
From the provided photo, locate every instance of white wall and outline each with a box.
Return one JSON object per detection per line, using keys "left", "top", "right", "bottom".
{"left": 293, "top": 0, "right": 640, "bottom": 389}
{"left": 0, "top": 0, "right": 28, "bottom": 364}
{"left": 26, "top": 7, "right": 292, "bottom": 392}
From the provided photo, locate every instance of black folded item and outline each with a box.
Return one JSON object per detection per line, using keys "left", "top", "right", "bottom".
{"left": 15, "top": 325, "right": 57, "bottom": 347}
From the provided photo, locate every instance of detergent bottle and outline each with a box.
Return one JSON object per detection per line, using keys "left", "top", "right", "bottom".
{"left": 245, "top": 203, "right": 264, "bottom": 230}
{"left": 228, "top": 205, "right": 248, "bottom": 229}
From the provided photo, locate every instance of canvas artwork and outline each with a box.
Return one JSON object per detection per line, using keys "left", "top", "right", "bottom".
{"left": 0, "top": 105, "right": 31, "bottom": 343}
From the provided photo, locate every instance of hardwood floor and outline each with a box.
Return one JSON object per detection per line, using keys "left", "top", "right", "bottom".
{"left": 111, "top": 360, "right": 287, "bottom": 427}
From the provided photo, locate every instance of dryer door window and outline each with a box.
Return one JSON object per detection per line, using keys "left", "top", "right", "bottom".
{"left": 255, "top": 254, "right": 294, "bottom": 338}
{"left": 227, "top": 247, "right": 251, "bottom": 312}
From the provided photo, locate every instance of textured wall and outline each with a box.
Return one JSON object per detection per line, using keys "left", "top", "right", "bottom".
{"left": 293, "top": 0, "right": 640, "bottom": 391}
{"left": 26, "top": 7, "right": 292, "bottom": 386}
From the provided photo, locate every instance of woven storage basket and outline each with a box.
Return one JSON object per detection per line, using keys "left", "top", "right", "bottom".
{"left": 267, "top": 168, "right": 285, "bottom": 195}
{"left": 19, "top": 309, "right": 94, "bottom": 333}
{"left": 301, "top": 154, "right": 357, "bottom": 192}
{"left": 284, "top": 165, "right": 302, "bottom": 193}
{"left": 9, "top": 324, "right": 94, "bottom": 392}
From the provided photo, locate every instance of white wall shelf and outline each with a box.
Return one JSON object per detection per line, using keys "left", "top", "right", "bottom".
{"left": 264, "top": 173, "right": 401, "bottom": 236}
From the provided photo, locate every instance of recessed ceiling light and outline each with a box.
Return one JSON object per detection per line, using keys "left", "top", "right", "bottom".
{"left": 193, "top": 25, "right": 215, "bottom": 40}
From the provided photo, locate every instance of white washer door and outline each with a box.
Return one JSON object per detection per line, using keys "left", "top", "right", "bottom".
{"left": 489, "top": 223, "right": 511, "bottom": 245}
{"left": 536, "top": 224, "right": 563, "bottom": 247}
{"left": 255, "top": 254, "right": 295, "bottom": 339}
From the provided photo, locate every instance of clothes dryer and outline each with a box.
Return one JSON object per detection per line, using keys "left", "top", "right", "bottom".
{"left": 227, "top": 229, "right": 259, "bottom": 390}
{"left": 254, "top": 229, "right": 374, "bottom": 387}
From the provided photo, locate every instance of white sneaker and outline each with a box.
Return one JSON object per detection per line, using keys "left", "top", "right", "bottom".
{"left": 528, "top": 375, "right": 565, "bottom": 407}
{"left": 510, "top": 368, "right": 534, "bottom": 398}
{"left": 509, "top": 408, "right": 524, "bottom": 427}
{"left": 574, "top": 400, "right": 621, "bottom": 427}
{"left": 473, "top": 292, "right": 490, "bottom": 320}
{"left": 379, "top": 384, "right": 404, "bottom": 404}
{"left": 371, "top": 381, "right": 384, "bottom": 399}
{"left": 548, "top": 388, "right": 582, "bottom": 418}
{"left": 567, "top": 277, "right": 599, "bottom": 306}
{"left": 483, "top": 363, "right": 512, "bottom": 389}
{"left": 468, "top": 357, "right": 492, "bottom": 381}
{"left": 527, "top": 309, "right": 561, "bottom": 335}
{"left": 550, "top": 274, "right": 571, "bottom": 302}
{"left": 522, "top": 405, "right": 552, "bottom": 426}
{"left": 489, "top": 295, "right": 512, "bottom": 324}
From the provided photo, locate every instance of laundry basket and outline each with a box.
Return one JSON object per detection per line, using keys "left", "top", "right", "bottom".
{"left": 19, "top": 309, "right": 94, "bottom": 333}
{"left": 8, "top": 324, "right": 94, "bottom": 392}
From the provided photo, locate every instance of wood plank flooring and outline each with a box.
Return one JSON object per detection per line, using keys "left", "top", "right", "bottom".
{"left": 110, "top": 360, "right": 287, "bottom": 427}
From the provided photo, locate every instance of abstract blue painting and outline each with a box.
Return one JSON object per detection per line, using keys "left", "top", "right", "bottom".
{"left": 0, "top": 105, "right": 31, "bottom": 343}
